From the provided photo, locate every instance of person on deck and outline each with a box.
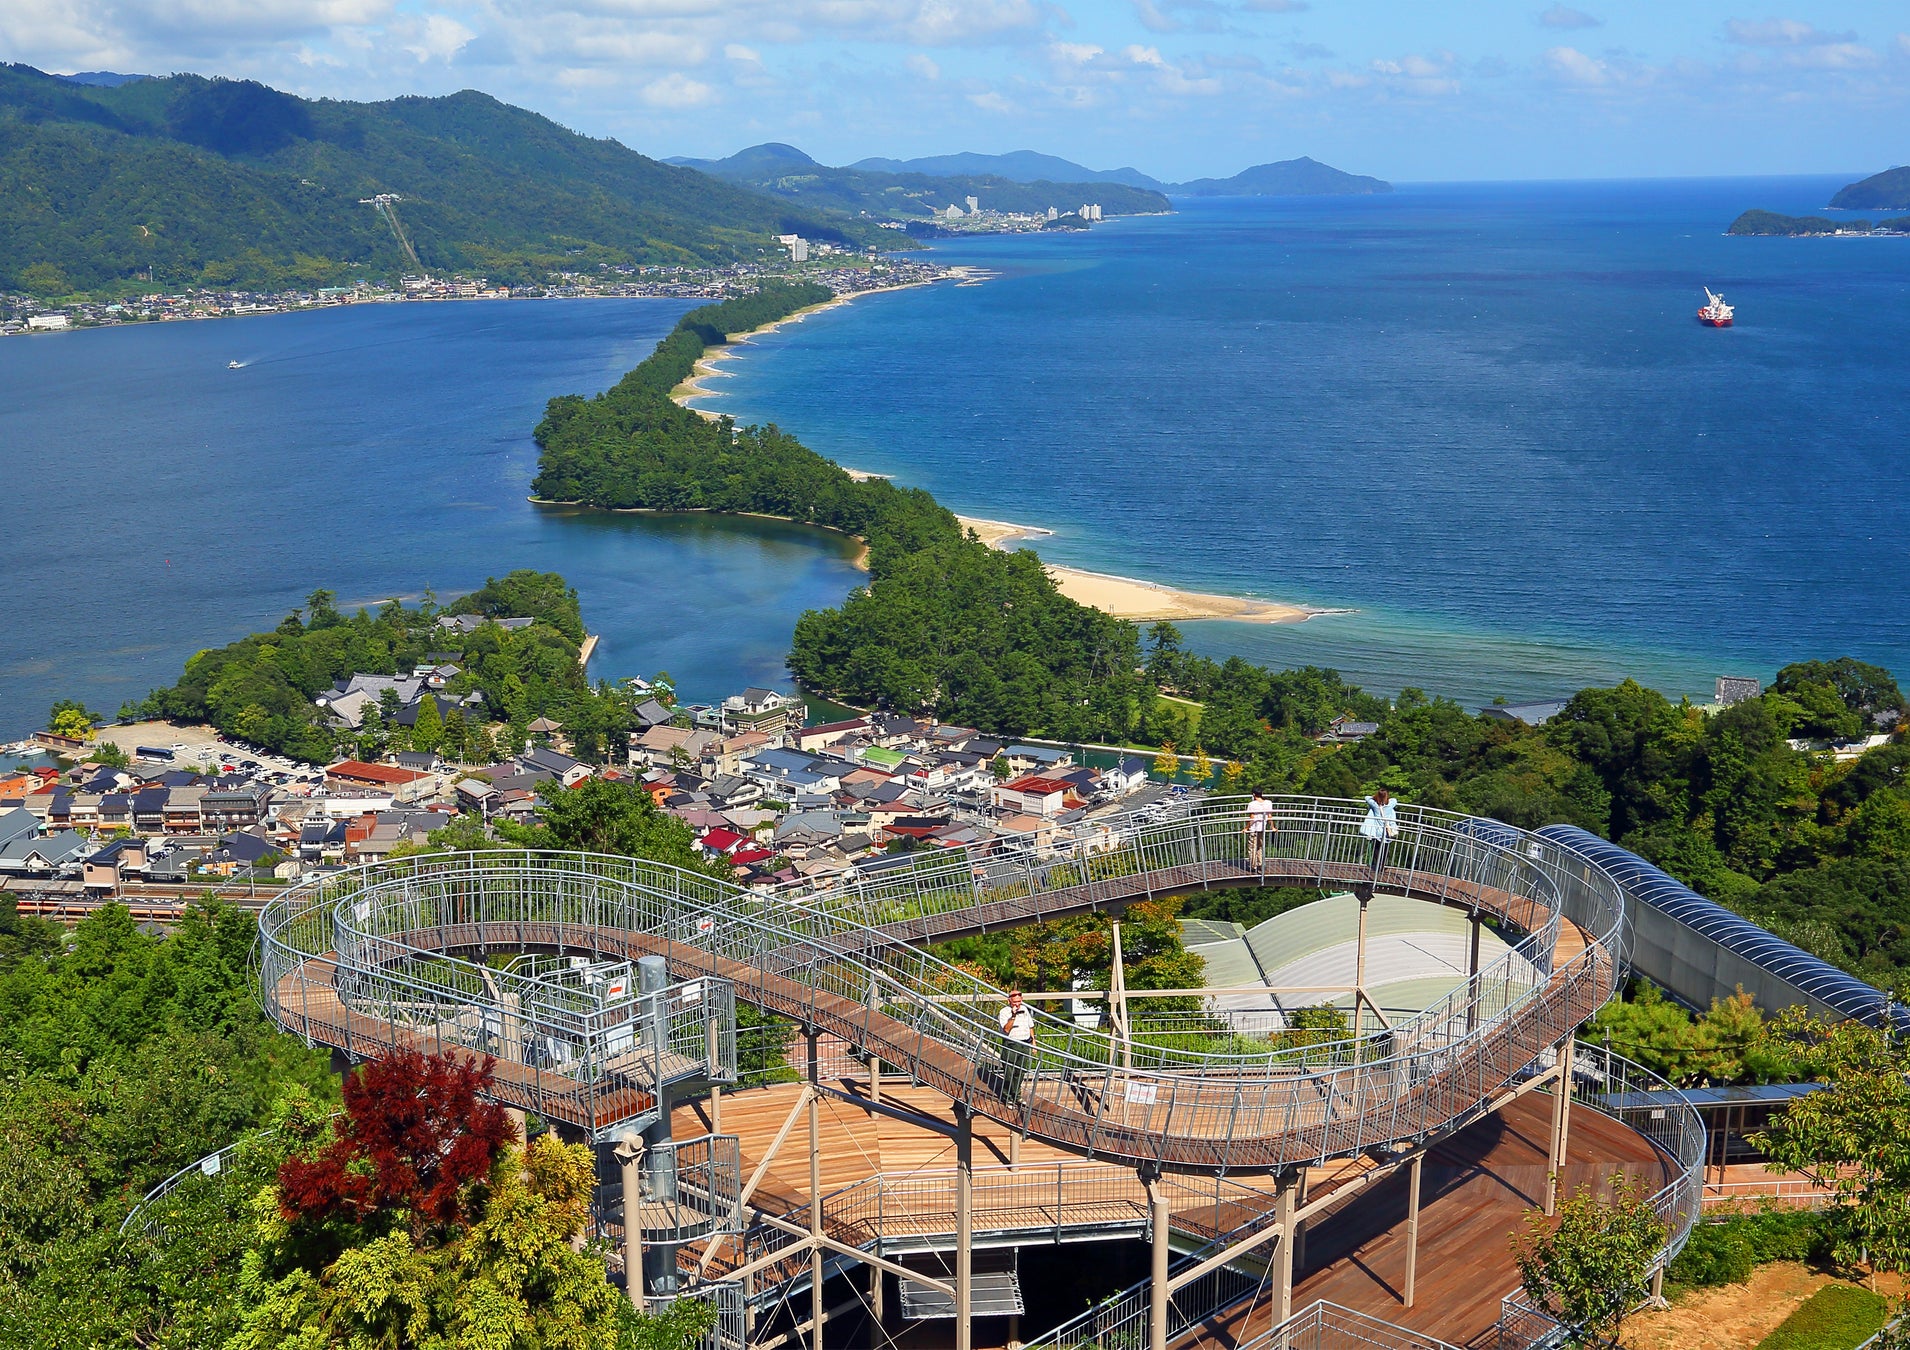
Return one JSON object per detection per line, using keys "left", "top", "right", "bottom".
{"left": 1361, "top": 789, "right": 1399, "bottom": 880}
{"left": 1244, "top": 790, "right": 1277, "bottom": 869}
{"left": 999, "top": 989, "right": 1035, "bottom": 1101}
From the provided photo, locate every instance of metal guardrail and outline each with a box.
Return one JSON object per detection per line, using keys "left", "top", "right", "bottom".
{"left": 1488, "top": 1044, "right": 1707, "bottom": 1350}
{"left": 257, "top": 796, "right": 1627, "bottom": 1170}
{"left": 1237, "top": 1301, "right": 1463, "bottom": 1350}
{"left": 118, "top": 1136, "right": 257, "bottom": 1235}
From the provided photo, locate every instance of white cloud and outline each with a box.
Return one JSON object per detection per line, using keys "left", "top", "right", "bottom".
{"left": 967, "top": 89, "right": 1013, "bottom": 111}
{"left": 400, "top": 13, "right": 474, "bottom": 63}
{"left": 1724, "top": 18, "right": 1856, "bottom": 46}
{"left": 1544, "top": 44, "right": 1610, "bottom": 84}
{"left": 641, "top": 72, "right": 716, "bottom": 107}
{"left": 1538, "top": 4, "right": 1600, "bottom": 29}
{"left": 725, "top": 43, "right": 761, "bottom": 62}
{"left": 1240, "top": 0, "right": 1308, "bottom": 11}
{"left": 1368, "top": 50, "right": 1460, "bottom": 94}
{"left": 906, "top": 52, "right": 941, "bottom": 79}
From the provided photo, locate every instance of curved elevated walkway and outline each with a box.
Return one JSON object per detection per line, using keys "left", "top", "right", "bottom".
{"left": 260, "top": 798, "right": 1623, "bottom": 1174}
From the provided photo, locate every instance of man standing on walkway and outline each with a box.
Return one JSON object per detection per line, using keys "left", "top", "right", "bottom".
{"left": 999, "top": 989, "right": 1035, "bottom": 1101}
{"left": 1362, "top": 789, "right": 1399, "bottom": 880}
{"left": 1244, "top": 790, "right": 1277, "bottom": 869}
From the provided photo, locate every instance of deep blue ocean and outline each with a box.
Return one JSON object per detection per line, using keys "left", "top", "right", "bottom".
{"left": 4, "top": 177, "right": 1907, "bottom": 738}
{"left": 697, "top": 177, "right": 1910, "bottom": 708}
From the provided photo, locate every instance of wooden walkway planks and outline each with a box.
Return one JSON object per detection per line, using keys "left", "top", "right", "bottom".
{"left": 1176, "top": 1094, "right": 1672, "bottom": 1350}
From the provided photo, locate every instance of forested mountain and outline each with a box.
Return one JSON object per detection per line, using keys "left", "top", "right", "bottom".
{"left": 1175, "top": 156, "right": 1391, "bottom": 196}
{"left": 0, "top": 64, "right": 875, "bottom": 296}
{"left": 1829, "top": 166, "right": 1910, "bottom": 211}
{"left": 672, "top": 142, "right": 1171, "bottom": 218}
{"left": 846, "top": 149, "right": 1166, "bottom": 190}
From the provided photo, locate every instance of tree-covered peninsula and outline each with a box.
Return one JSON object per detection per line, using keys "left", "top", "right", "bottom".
{"left": 532, "top": 281, "right": 1153, "bottom": 742}
{"left": 1728, "top": 209, "right": 1909, "bottom": 236}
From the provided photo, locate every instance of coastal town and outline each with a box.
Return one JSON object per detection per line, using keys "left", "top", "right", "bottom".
{"left": 0, "top": 251, "right": 957, "bottom": 337}
{"left": 1, "top": 637, "right": 1177, "bottom": 910}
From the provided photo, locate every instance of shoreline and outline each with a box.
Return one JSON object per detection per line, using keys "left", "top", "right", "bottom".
{"left": 957, "top": 515, "right": 1330, "bottom": 625}
{"left": 671, "top": 273, "right": 972, "bottom": 418}
{"left": 661, "top": 277, "right": 1334, "bottom": 629}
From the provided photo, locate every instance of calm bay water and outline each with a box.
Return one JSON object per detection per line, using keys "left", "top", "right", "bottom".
{"left": 698, "top": 177, "right": 1910, "bottom": 707}
{"left": 0, "top": 300, "right": 865, "bottom": 738}
{"left": 6, "top": 177, "right": 1907, "bottom": 738}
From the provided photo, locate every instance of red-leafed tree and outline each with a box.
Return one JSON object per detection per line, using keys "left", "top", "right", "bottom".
{"left": 277, "top": 1048, "right": 516, "bottom": 1235}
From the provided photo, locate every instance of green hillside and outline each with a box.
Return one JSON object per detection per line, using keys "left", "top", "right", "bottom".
{"left": 0, "top": 65, "right": 878, "bottom": 297}
{"left": 1175, "top": 155, "right": 1391, "bottom": 196}
{"left": 1828, "top": 166, "right": 1910, "bottom": 211}
{"left": 680, "top": 142, "right": 1171, "bottom": 219}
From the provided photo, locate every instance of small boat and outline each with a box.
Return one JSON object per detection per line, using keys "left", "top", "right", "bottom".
{"left": 1697, "top": 289, "right": 1734, "bottom": 327}
{"left": 228, "top": 360, "right": 243, "bottom": 369}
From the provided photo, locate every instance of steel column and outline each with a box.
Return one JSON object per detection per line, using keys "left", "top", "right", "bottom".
{"left": 956, "top": 1105, "right": 973, "bottom": 1350}
{"left": 1404, "top": 1150, "right": 1423, "bottom": 1307}
{"left": 1545, "top": 1033, "right": 1575, "bottom": 1216}
{"left": 1149, "top": 1174, "right": 1171, "bottom": 1350}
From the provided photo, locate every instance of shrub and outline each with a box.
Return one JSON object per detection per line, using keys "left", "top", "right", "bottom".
{"left": 1670, "top": 1210, "right": 1825, "bottom": 1290}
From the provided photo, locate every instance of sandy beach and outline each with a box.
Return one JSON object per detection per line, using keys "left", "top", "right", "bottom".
{"left": 956, "top": 515, "right": 1320, "bottom": 624}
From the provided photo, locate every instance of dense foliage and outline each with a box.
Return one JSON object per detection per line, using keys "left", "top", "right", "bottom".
{"left": 1753, "top": 1010, "right": 1910, "bottom": 1274}
{"left": 1667, "top": 1209, "right": 1824, "bottom": 1290}
{"left": 1584, "top": 981, "right": 1799, "bottom": 1087}
{"left": 230, "top": 1052, "right": 707, "bottom": 1350}
{"left": 0, "top": 64, "right": 877, "bottom": 296}
{"left": 138, "top": 572, "right": 645, "bottom": 763}
{"left": 0, "top": 900, "right": 336, "bottom": 1348}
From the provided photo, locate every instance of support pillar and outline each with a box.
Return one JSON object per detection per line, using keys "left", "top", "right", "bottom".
{"left": 1403, "top": 1151, "right": 1423, "bottom": 1308}
{"left": 618, "top": 1143, "right": 645, "bottom": 1312}
{"left": 808, "top": 1031, "right": 824, "bottom": 1350}
{"left": 637, "top": 955, "right": 678, "bottom": 1300}
{"left": 1650, "top": 1263, "right": 1666, "bottom": 1308}
{"left": 1353, "top": 896, "right": 1371, "bottom": 1042}
{"left": 1545, "top": 1034, "right": 1575, "bottom": 1216}
{"left": 1148, "top": 1173, "right": 1171, "bottom": 1350}
{"left": 870, "top": 1264, "right": 884, "bottom": 1331}
{"left": 1275, "top": 1174, "right": 1297, "bottom": 1327}
{"left": 956, "top": 1106, "right": 974, "bottom": 1350}
{"left": 1465, "top": 912, "right": 1484, "bottom": 1034}
{"left": 1291, "top": 1167, "right": 1310, "bottom": 1272}
{"left": 708, "top": 1014, "right": 724, "bottom": 1135}
{"left": 1113, "top": 922, "right": 1132, "bottom": 1071}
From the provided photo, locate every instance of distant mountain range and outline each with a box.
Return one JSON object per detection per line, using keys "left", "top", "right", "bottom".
{"left": 671, "top": 145, "right": 1391, "bottom": 201}
{"left": 1829, "top": 166, "right": 1910, "bottom": 211}
{"left": 0, "top": 65, "right": 877, "bottom": 296}
{"left": 664, "top": 143, "right": 1172, "bottom": 221}
{"left": 848, "top": 149, "right": 1165, "bottom": 191}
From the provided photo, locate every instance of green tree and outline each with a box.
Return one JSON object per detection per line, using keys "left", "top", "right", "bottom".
{"left": 1753, "top": 1010, "right": 1910, "bottom": 1273}
{"left": 498, "top": 778, "right": 716, "bottom": 875}
{"left": 48, "top": 699, "right": 97, "bottom": 740}
{"left": 411, "top": 696, "right": 443, "bottom": 754}
{"left": 1512, "top": 1176, "right": 1667, "bottom": 1347}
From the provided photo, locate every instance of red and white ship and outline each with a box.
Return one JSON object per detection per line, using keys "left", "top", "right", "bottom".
{"left": 1697, "top": 288, "right": 1734, "bottom": 327}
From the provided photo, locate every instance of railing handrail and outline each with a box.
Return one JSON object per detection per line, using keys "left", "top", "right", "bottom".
{"left": 256, "top": 795, "right": 1628, "bottom": 1170}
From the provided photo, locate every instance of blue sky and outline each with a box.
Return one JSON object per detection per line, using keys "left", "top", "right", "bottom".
{"left": 3, "top": 1, "right": 1905, "bottom": 181}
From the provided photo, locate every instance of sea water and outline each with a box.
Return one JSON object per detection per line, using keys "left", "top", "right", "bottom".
{"left": 0, "top": 300, "right": 866, "bottom": 738}
{"left": 697, "top": 177, "right": 1910, "bottom": 708}
{"left": 5, "top": 177, "right": 1907, "bottom": 737}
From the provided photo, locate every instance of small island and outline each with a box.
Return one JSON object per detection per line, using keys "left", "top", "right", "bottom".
{"left": 1727, "top": 208, "right": 1909, "bottom": 237}
{"left": 1830, "top": 166, "right": 1910, "bottom": 211}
